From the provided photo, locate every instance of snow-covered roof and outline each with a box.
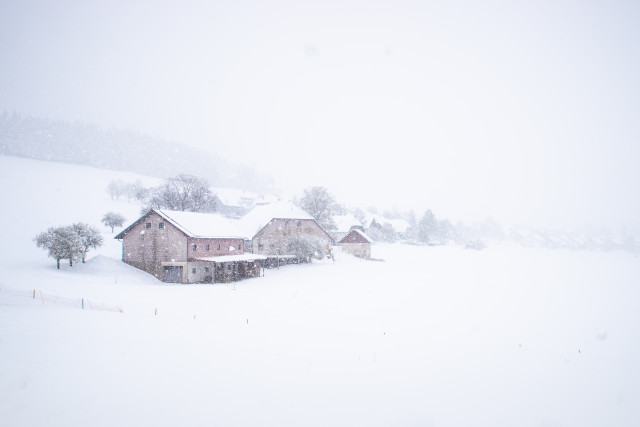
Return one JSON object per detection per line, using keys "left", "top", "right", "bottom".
{"left": 367, "top": 215, "right": 411, "bottom": 233}
{"left": 340, "top": 228, "right": 374, "bottom": 244}
{"left": 195, "top": 254, "right": 269, "bottom": 262}
{"left": 237, "top": 201, "right": 314, "bottom": 238}
{"left": 214, "top": 188, "right": 278, "bottom": 208}
{"left": 332, "top": 213, "right": 363, "bottom": 232}
{"left": 154, "top": 209, "right": 247, "bottom": 239}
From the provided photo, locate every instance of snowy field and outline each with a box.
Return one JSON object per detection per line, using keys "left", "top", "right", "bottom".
{"left": 1, "top": 155, "right": 639, "bottom": 427}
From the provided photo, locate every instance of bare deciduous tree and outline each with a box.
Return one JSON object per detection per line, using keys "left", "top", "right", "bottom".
{"left": 106, "top": 179, "right": 125, "bottom": 200}
{"left": 35, "top": 223, "right": 104, "bottom": 268}
{"left": 299, "top": 186, "right": 337, "bottom": 231}
{"left": 73, "top": 223, "right": 104, "bottom": 263}
{"left": 34, "top": 226, "right": 83, "bottom": 269}
{"left": 148, "top": 174, "right": 218, "bottom": 212}
{"left": 102, "top": 212, "right": 126, "bottom": 233}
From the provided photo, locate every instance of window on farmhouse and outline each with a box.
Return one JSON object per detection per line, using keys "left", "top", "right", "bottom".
{"left": 206, "top": 244, "right": 210, "bottom": 251}
{"left": 192, "top": 268, "right": 196, "bottom": 274}
{"left": 239, "top": 243, "right": 242, "bottom": 250}
{"left": 297, "top": 221, "right": 302, "bottom": 227}
{"left": 159, "top": 222, "right": 164, "bottom": 229}
{"left": 205, "top": 267, "right": 209, "bottom": 272}
{"left": 146, "top": 223, "right": 151, "bottom": 229}
{"left": 192, "top": 244, "right": 197, "bottom": 251}
{"left": 217, "top": 244, "right": 221, "bottom": 250}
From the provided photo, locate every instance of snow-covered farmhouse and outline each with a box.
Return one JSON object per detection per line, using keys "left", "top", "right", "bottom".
{"left": 115, "top": 209, "right": 263, "bottom": 283}
{"left": 116, "top": 202, "right": 334, "bottom": 284}
{"left": 338, "top": 228, "right": 374, "bottom": 259}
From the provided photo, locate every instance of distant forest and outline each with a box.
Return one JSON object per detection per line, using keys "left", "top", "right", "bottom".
{"left": 0, "top": 112, "right": 275, "bottom": 193}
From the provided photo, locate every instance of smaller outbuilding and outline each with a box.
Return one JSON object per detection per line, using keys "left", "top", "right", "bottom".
{"left": 338, "top": 228, "right": 373, "bottom": 259}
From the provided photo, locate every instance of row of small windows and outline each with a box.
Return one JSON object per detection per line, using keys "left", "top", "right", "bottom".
{"left": 193, "top": 267, "right": 211, "bottom": 274}
{"left": 256, "top": 243, "right": 277, "bottom": 250}
{"left": 192, "top": 243, "right": 242, "bottom": 251}
{"left": 144, "top": 222, "right": 242, "bottom": 252}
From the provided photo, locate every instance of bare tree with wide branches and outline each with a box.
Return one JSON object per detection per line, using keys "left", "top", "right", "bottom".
{"left": 298, "top": 186, "right": 337, "bottom": 231}
{"left": 148, "top": 174, "right": 218, "bottom": 212}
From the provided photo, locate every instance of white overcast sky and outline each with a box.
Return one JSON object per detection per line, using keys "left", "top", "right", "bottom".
{"left": 1, "top": 0, "right": 639, "bottom": 230}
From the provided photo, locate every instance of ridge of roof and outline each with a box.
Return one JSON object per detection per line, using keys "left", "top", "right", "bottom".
{"left": 115, "top": 208, "right": 247, "bottom": 239}
{"left": 339, "top": 228, "right": 374, "bottom": 244}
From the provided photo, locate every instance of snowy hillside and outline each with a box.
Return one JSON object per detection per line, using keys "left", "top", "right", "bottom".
{"left": 0, "top": 114, "right": 276, "bottom": 193}
{"left": 1, "top": 155, "right": 640, "bottom": 426}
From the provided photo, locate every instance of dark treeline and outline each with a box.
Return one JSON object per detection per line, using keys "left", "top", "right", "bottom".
{"left": 0, "top": 112, "right": 275, "bottom": 194}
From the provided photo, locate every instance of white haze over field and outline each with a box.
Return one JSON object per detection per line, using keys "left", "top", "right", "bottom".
{"left": 1, "top": 1, "right": 639, "bottom": 228}
{"left": 1, "top": 156, "right": 640, "bottom": 427}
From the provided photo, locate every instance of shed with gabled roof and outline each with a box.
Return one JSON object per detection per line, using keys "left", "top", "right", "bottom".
{"left": 338, "top": 228, "right": 373, "bottom": 259}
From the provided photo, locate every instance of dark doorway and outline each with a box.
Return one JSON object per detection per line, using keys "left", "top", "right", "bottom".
{"left": 163, "top": 266, "right": 183, "bottom": 283}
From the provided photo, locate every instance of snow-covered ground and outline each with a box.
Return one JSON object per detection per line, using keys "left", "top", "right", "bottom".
{"left": 1, "top": 155, "right": 639, "bottom": 426}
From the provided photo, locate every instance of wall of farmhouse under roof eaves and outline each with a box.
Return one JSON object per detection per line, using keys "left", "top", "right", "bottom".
{"left": 252, "top": 218, "right": 332, "bottom": 255}
{"left": 121, "top": 211, "right": 188, "bottom": 279}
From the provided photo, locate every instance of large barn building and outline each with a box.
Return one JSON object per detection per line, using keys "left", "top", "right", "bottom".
{"left": 116, "top": 202, "right": 333, "bottom": 284}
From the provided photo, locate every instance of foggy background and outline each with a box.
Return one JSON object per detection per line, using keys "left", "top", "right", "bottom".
{"left": 1, "top": 0, "right": 639, "bottom": 230}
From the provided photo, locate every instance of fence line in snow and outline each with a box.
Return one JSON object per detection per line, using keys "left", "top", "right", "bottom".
{"left": 0, "top": 285, "right": 123, "bottom": 313}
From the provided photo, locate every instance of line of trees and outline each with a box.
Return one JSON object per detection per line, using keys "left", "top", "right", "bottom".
{"left": 107, "top": 174, "right": 219, "bottom": 213}
{"left": 106, "top": 179, "right": 148, "bottom": 202}
{"left": 34, "top": 223, "right": 103, "bottom": 269}
{"left": 294, "top": 186, "right": 495, "bottom": 248}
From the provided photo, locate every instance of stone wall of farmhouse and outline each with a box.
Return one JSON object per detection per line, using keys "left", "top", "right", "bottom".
{"left": 341, "top": 242, "right": 371, "bottom": 259}
{"left": 252, "top": 218, "right": 332, "bottom": 255}
{"left": 186, "top": 237, "right": 244, "bottom": 260}
{"left": 186, "top": 261, "right": 214, "bottom": 283}
{"left": 122, "top": 212, "right": 188, "bottom": 279}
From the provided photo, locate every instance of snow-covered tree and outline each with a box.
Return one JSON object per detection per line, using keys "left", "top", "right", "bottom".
{"left": 352, "top": 208, "right": 367, "bottom": 226}
{"left": 434, "top": 218, "right": 454, "bottom": 243}
{"left": 368, "top": 221, "right": 397, "bottom": 243}
{"left": 404, "top": 210, "right": 419, "bottom": 243}
{"left": 34, "top": 226, "right": 84, "bottom": 269}
{"left": 73, "top": 223, "right": 104, "bottom": 263}
{"left": 102, "top": 212, "right": 126, "bottom": 233}
{"left": 299, "top": 186, "right": 337, "bottom": 231}
{"left": 148, "top": 174, "right": 218, "bottom": 212}
{"left": 418, "top": 209, "right": 437, "bottom": 244}
{"left": 287, "top": 234, "right": 326, "bottom": 263}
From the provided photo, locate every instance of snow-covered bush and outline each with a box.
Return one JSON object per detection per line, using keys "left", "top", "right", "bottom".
{"left": 287, "top": 234, "right": 326, "bottom": 263}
